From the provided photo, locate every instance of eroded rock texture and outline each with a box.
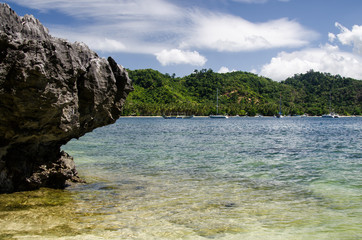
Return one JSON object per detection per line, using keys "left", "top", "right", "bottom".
{"left": 0, "top": 4, "right": 133, "bottom": 193}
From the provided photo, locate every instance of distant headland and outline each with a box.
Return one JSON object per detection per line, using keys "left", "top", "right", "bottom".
{"left": 123, "top": 68, "right": 361, "bottom": 117}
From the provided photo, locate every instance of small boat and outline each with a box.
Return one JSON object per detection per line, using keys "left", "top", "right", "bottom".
{"left": 321, "top": 114, "right": 334, "bottom": 118}
{"left": 322, "top": 113, "right": 339, "bottom": 118}
{"left": 209, "top": 88, "right": 228, "bottom": 118}
{"left": 210, "top": 114, "right": 229, "bottom": 119}
{"left": 162, "top": 114, "right": 194, "bottom": 119}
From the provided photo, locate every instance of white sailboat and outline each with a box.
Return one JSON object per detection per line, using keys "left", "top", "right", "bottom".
{"left": 322, "top": 92, "right": 339, "bottom": 118}
{"left": 210, "top": 88, "right": 228, "bottom": 118}
{"left": 276, "top": 93, "right": 283, "bottom": 118}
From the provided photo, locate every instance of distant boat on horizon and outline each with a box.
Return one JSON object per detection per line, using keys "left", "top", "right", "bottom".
{"left": 321, "top": 113, "right": 339, "bottom": 118}
{"left": 162, "top": 114, "right": 194, "bottom": 119}
{"left": 209, "top": 88, "right": 228, "bottom": 118}
{"left": 209, "top": 114, "right": 229, "bottom": 118}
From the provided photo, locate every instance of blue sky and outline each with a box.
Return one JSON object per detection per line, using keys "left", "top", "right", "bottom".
{"left": 3, "top": 0, "right": 362, "bottom": 81}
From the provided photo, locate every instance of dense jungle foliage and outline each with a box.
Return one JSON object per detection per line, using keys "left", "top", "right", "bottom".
{"left": 122, "top": 69, "right": 362, "bottom": 116}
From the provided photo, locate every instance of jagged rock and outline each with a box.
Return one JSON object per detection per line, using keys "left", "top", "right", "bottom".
{"left": 0, "top": 4, "right": 133, "bottom": 193}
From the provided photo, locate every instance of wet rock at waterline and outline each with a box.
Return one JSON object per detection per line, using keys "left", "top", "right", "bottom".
{"left": 0, "top": 3, "right": 133, "bottom": 193}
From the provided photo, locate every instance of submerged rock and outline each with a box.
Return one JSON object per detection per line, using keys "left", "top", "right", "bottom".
{"left": 0, "top": 4, "right": 133, "bottom": 193}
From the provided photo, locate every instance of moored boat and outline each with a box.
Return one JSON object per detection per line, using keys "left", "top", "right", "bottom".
{"left": 209, "top": 88, "right": 228, "bottom": 119}
{"left": 209, "top": 114, "right": 229, "bottom": 119}
{"left": 162, "top": 115, "right": 194, "bottom": 119}
{"left": 322, "top": 113, "right": 339, "bottom": 118}
{"left": 322, "top": 92, "right": 339, "bottom": 118}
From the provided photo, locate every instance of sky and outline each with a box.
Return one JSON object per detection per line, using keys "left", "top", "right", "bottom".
{"left": 3, "top": 0, "right": 362, "bottom": 81}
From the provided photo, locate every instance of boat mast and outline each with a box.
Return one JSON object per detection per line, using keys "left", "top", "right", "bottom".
{"left": 216, "top": 88, "right": 219, "bottom": 114}
{"left": 329, "top": 92, "right": 332, "bottom": 114}
{"left": 279, "top": 93, "right": 282, "bottom": 115}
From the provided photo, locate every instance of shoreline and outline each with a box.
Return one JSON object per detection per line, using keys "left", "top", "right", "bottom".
{"left": 120, "top": 115, "right": 361, "bottom": 118}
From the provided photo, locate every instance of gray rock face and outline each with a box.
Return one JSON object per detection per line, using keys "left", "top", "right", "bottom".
{"left": 0, "top": 4, "right": 133, "bottom": 193}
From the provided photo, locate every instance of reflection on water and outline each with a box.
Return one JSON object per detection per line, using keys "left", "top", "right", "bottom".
{"left": 0, "top": 117, "right": 361, "bottom": 239}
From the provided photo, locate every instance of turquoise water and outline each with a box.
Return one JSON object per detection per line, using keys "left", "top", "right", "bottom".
{"left": 0, "top": 117, "right": 361, "bottom": 239}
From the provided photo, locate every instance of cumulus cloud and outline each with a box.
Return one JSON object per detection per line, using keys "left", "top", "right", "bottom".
{"left": 335, "top": 22, "right": 362, "bottom": 55}
{"left": 259, "top": 23, "right": 362, "bottom": 81}
{"left": 218, "top": 67, "right": 237, "bottom": 73}
{"left": 259, "top": 44, "right": 362, "bottom": 81}
{"left": 181, "top": 13, "right": 317, "bottom": 52}
{"left": 155, "top": 49, "right": 207, "bottom": 66}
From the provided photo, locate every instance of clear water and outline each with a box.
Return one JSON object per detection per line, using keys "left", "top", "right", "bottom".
{"left": 0, "top": 117, "right": 361, "bottom": 239}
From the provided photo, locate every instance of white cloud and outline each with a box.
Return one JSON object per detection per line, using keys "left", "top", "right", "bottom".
{"left": 218, "top": 66, "right": 237, "bottom": 73}
{"left": 8, "top": 0, "right": 185, "bottom": 54}
{"left": 328, "top": 32, "right": 336, "bottom": 42}
{"left": 181, "top": 12, "right": 317, "bottom": 52}
{"left": 259, "top": 44, "right": 362, "bottom": 81}
{"left": 155, "top": 49, "right": 207, "bottom": 66}
{"left": 88, "top": 38, "right": 126, "bottom": 52}
{"left": 335, "top": 22, "right": 362, "bottom": 55}
{"left": 50, "top": 27, "right": 168, "bottom": 54}
{"left": 8, "top": 0, "right": 316, "bottom": 56}
{"left": 9, "top": 0, "right": 182, "bottom": 20}
{"left": 250, "top": 69, "right": 258, "bottom": 74}
{"left": 259, "top": 23, "right": 362, "bottom": 81}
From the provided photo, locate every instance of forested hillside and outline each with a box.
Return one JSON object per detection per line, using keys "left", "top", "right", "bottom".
{"left": 283, "top": 70, "right": 362, "bottom": 115}
{"left": 122, "top": 69, "right": 362, "bottom": 116}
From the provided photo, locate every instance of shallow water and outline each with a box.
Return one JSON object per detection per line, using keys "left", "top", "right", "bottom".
{"left": 1, "top": 117, "right": 361, "bottom": 239}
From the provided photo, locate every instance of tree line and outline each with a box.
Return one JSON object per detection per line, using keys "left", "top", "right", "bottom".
{"left": 122, "top": 69, "right": 362, "bottom": 116}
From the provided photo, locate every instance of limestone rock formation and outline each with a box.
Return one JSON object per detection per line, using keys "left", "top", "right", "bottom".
{"left": 0, "top": 4, "right": 133, "bottom": 193}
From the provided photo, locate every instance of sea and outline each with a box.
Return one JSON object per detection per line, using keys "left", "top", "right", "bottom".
{"left": 0, "top": 117, "right": 361, "bottom": 239}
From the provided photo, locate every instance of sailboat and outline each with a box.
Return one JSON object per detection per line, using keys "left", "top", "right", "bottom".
{"left": 210, "top": 88, "right": 228, "bottom": 118}
{"left": 276, "top": 93, "right": 283, "bottom": 118}
{"left": 322, "top": 92, "right": 339, "bottom": 118}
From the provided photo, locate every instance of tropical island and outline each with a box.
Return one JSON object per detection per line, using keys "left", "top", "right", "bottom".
{"left": 123, "top": 69, "right": 362, "bottom": 117}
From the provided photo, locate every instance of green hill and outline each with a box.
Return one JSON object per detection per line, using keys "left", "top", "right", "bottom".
{"left": 282, "top": 70, "right": 362, "bottom": 115}
{"left": 122, "top": 69, "right": 362, "bottom": 116}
